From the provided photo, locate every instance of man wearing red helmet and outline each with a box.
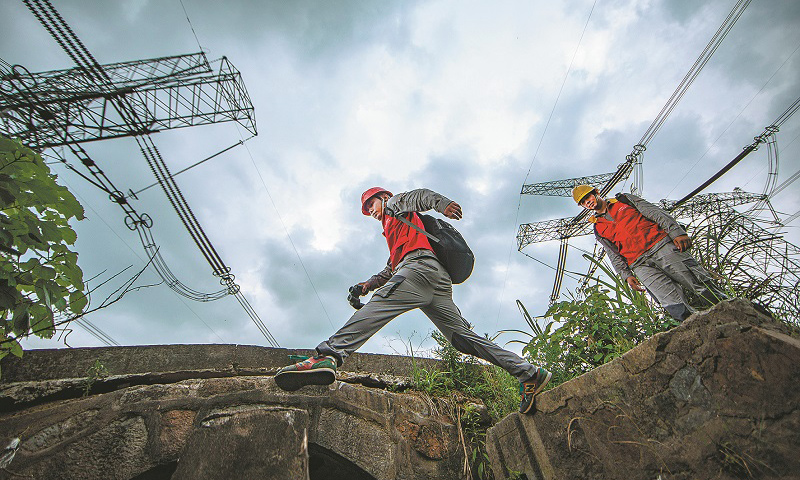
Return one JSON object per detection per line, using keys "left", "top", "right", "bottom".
{"left": 276, "top": 187, "right": 552, "bottom": 414}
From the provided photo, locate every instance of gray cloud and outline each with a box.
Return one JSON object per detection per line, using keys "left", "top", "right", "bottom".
{"left": 7, "top": 0, "right": 800, "bottom": 356}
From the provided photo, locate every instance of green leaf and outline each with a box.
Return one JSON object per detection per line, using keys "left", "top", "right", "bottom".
{"left": 12, "top": 307, "right": 30, "bottom": 336}
{"left": 69, "top": 289, "right": 88, "bottom": 314}
{"left": 60, "top": 225, "right": 78, "bottom": 245}
{"left": 0, "top": 280, "right": 19, "bottom": 310}
{"left": 53, "top": 296, "right": 67, "bottom": 312}
{"left": 35, "top": 280, "right": 52, "bottom": 309}
{"left": 0, "top": 138, "right": 85, "bottom": 357}
{"left": 10, "top": 338, "right": 23, "bottom": 358}
{"left": 0, "top": 186, "right": 15, "bottom": 208}
{"left": 35, "top": 265, "right": 56, "bottom": 281}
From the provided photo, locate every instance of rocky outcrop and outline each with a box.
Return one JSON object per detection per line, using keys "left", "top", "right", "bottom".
{"left": 3, "top": 299, "right": 796, "bottom": 480}
{"left": 486, "top": 299, "right": 800, "bottom": 480}
{"left": 0, "top": 348, "right": 463, "bottom": 480}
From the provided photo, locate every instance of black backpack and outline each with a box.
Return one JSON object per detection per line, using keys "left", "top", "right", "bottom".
{"left": 395, "top": 213, "right": 475, "bottom": 284}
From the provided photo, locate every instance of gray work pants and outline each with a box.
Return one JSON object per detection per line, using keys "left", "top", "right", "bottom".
{"left": 316, "top": 251, "right": 539, "bottom": 383}
{"left": 632, "top": 239, "right": 727, "bottom": 321}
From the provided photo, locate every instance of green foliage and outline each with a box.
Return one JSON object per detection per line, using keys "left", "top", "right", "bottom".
{"left": 413, "top": 330, "right": 519, "bottom": 421}
{"left": 688, "top": 213, "right": 798, "bottom": 328}
{"left": 515, "top": 255, "right": 678, "bottom": 389}
{"left": 0, "top": 136, "right": 87, "bottom": 372}
{"left": 82, "top": 359, "right": 110, "bottom": 396}
{"left": 410, "top": 331, "right": 520, "bottom": 479}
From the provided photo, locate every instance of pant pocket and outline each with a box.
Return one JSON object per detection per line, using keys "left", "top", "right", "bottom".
{"left": 682, "top": 257, "right": 700, "bottom": 269}
{"left": 374, "top": 275, "right": 406, "bottom": 298}
{"left": 417, "top": 259, "right": 438, "bottom": 271}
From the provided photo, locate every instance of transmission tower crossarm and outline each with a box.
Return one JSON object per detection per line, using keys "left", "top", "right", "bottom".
{"left": 517, "top": 215, "right": 593, "bottom": 250}
{"left": 662, "top": 190, "right": 767, "bottom": 215}
{"left": 521, "top": 171, "right": 617, "bottom": 196}
{"left": 0, "top": 53, "right": 256, "bottom": 149}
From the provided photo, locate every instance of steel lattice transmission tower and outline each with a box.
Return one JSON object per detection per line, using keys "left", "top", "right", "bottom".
{"left": 517, "top": 157, "right": 639, "bottom": 303}
{"left": 661, "top": 191, "right": 799, "bottom": 324}
{"left": 0, "top": 53, "right": 257, "bottom": 304}
{"left": 515, "top": 0, "right": 757, "bottom": 304}
{"left": 0, "top": 0, "right": 278, "bottom": 346}
{"left": 518, "top": 101, "right": 797, "bottom": 305}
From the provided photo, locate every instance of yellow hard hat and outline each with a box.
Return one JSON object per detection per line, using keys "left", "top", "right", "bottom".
{"left": 572, "top": 184, "right": 596, "bottom": 205}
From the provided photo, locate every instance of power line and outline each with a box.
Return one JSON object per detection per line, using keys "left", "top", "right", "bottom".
{"left": 770, "top": 166, "right": 800, "bottom": 199}
{"left": 42, "top": 159, "right": 229, "bottom": 343}
{"left": 638, "top": 0, "right": 752, "bottom": 148}
{"left": 673, "top": 94, "right": 800, "bottom": 208}
{"left": 666, "top": 40, "right": 800, "bottom": 199}
{"left": 235, "top": 126, "right": 336, "bottom": 329}
{"left": 178, "top": 0, "right": 204, "bottom": 53}
{"left": 75, "top": 318, "right": 120, "bottom": 346}
{"left": 20, "top": 0, "right": 278, "bottom": 346}
{"left": 521, "top": 0, "right": 597, "bottom": 187}
{"left": 784, "top": 210, "right": 800, "bottom": 225}
{"left": 519, "top": 251, "right": 586, "bottom": 283}
{"left": 129, "top": 137, "right": 253, "bottom": 198}
{"left": 498, "top": 0, "right": 597, "bottom": 329}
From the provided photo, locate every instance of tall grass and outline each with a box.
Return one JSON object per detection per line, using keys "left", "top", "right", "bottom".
{"left": 409, "top": 330, "right": 519, "bottom": 479}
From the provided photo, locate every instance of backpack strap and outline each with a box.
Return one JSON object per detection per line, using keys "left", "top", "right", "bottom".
{"left": 393, "top": 213, "right": 441, "bottom": 244}
{"left": 615, "top": 193, "right": 635, "bottom": 208}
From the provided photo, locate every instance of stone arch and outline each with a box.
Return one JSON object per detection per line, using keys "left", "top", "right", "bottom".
{"left": 309, "top": 443, "right": 377, "bottom": 480}
{"left": 128, "top": 462, "right": 178, "bottom": 480}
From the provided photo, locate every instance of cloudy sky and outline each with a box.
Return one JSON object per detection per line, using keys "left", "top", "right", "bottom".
{"left": 3, "top": 0, "right": 799, "bottom": 359}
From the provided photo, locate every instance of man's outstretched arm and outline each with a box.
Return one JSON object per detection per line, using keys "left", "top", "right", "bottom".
{"left": 385, "top": 188, "right": 454, "bottom": 217}
{"left": 360, "top": 260, "right": 393, "bottom": 292}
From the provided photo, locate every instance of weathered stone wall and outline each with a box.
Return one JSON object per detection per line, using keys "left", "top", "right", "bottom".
{"left": 486, "top": 300, "right": 800, "bottom": 480}
{"left": 3, "top": 299, "right": 796, "bottom": 480}
{"left": 0, "top": 348, "right": 464, "bottom": 480}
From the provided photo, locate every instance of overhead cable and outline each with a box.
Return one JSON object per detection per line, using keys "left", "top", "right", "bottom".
{"left": 636, "top": 0, "right": 752, "bottom": 148}
{"left": 770, "top": 166, "right": 800, "bottom": 199}
{"left": 673, "top": 94, "right": 800, "bottom": 208}
{"left": 24, "top": 0, "right": 279, "bottom": 346}
{"left": 129, "top": 137, "right": 253, "bottom": 198}
{"left": 519, "top": 0, "right": 754, "bottom": 303}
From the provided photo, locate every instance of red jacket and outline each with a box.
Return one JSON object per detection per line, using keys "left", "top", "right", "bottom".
{"left": 592, "top": 199, "right": 668, "bottom": 264}
{"left": 382, "top": 212, "right": 433, "bottom": 269}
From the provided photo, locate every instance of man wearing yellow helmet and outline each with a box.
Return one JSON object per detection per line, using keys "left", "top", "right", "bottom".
{"left": 572, "top": 185, "right": 727, "bottom": 321}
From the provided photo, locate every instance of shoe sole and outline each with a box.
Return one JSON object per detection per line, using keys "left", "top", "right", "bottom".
{"left": 519, "top": 396, "right": 536, "bottom": 414}
{"left": 274, "top": 368, "right": 336, "bottom": 392}
{"left": 532, "top": 370, "right": 552, "bottom": 396}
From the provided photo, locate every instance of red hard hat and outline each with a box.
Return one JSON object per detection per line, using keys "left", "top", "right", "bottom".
{"left": 361, "top": 187, "right": 392, "bottom": 215}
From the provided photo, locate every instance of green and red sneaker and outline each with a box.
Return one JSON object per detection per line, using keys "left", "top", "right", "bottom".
{"left": 519, "top": 367, "right": 552, "bottom": 414}
{"left": 274, "top": 355, "right": 337, "bottom": 391}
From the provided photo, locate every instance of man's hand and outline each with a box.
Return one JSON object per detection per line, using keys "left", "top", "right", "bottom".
{"left": 673, "top": 234, "right": 692, "bottom": 252}
{"left": 626, "top": 276, "right": 645, "bottom": 292}
{"left": 443, "top": 201, "right": 462, "bottom": 220}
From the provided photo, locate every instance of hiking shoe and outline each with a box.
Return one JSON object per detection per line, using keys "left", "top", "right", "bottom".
{"left": 274, "top": 355, "right": 337, "bottom": 391}
{"left": 519, "top": 367, "right": 552, "bottom": 414}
